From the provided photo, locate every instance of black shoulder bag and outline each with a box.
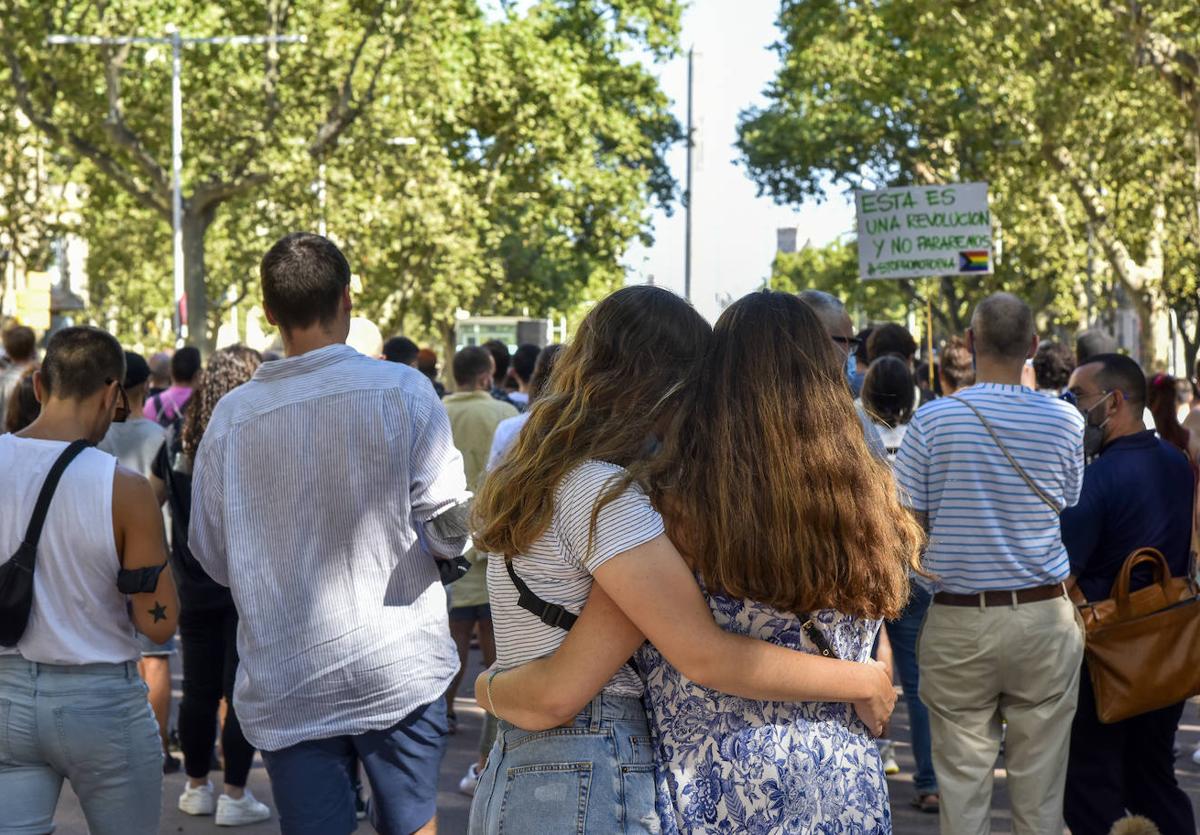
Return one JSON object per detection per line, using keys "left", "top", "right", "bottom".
{"left": 0, "top": 440, "right": 91, "bottom": 647}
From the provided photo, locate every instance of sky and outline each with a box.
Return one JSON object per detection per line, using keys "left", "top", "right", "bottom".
{"left": 624, "top": 0, "right": 855, "bottom": 321}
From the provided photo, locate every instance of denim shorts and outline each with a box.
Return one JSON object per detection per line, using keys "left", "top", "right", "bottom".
{"left": 0, "top": 655, "right": 163, "bottom": 835}
{"left": 469, "top": 693, "right": 660, "bottom": 835}
{"left": 261, "top": 699, "right": 449, "bottom": 835}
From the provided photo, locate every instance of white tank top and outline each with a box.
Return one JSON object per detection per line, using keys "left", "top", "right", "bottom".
{"left": 0, "top": 435, "right": 139, "bottom": 664}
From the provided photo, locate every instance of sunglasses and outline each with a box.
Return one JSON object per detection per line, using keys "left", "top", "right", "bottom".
{"left": 105, "top": 378, "right": 130, "bottom": 423}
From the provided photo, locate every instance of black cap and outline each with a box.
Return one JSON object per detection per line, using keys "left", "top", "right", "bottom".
{"left": 123, "top": 351, "right": 151, "bottom": 389}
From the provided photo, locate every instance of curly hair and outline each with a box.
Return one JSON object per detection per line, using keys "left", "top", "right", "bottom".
{"left": 667, "top": 291, "right": 923, "bottom": 620}
{"left": 473, "top": 286, "right": 711, "bottom": 558}
{"left": 939, "top": 336, "right": 975, "bottom": 392}
{"left": 1033, "top": 342, "right": 1075, "bottom": 392}
{"left": 180, "top": 345, "right": 262, "bottom": 460}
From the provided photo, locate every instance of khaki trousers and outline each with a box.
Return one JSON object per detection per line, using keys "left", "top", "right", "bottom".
{"left": 918, "top": 594, "right": 1085, "bottom": 835}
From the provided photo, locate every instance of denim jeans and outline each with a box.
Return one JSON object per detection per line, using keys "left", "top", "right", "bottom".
{"left": 886, "top": 582, "right": 938, "bottom": 795}
{"left": 0, "top": 656, "right": 163, "bottom": 835}
{"left": 469, "top": 693, "right": 659, "bottom": 835}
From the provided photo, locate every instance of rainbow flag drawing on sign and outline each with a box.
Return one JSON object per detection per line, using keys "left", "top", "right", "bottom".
{"left": 959, "top": 250, "right": 990, "bottom": 272}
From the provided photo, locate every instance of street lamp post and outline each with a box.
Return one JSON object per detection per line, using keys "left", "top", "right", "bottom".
{"left": 47, "top": 28, "right": 305, "bottom": 345}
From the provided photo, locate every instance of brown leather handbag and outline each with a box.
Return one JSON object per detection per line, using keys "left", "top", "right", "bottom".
{"left": 1071, "top": 547, "right": 1200, "bottom": 724}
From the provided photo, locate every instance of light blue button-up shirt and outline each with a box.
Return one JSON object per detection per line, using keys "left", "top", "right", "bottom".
{"left": 191, "top": 343, "right": 470, "bottom": 751}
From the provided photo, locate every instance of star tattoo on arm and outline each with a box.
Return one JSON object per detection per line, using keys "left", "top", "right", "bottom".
{"left": 149, "top": 602, "right": 167, "bottom": 623}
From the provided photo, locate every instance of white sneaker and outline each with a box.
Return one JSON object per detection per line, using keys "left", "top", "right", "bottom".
{"left": 879, "top": 742, "right": 900, "bottom": 776}
{"left": 459, "top": 762, "right": 481, "bottom": 797}
{"left": 179, "top": 781, "right": 217, "bottom": 816}
{"left": 216, "top": 790, "right": 272, "bottom": 826}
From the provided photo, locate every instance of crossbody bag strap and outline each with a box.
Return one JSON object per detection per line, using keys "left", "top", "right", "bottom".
{"left": 21, "top": 440, "right": 91, "bottom": 552}
{"left": 505, "top": 558, "right": 578, "bottom": 630}
{"left": 948, "top": 395, "right": 1058, "bottom": 514}
{"left": 505, "top": 558, "right": 641, "bottom": 674}
{"left": 800, "top": 615, "right": 838, "bottom": 659}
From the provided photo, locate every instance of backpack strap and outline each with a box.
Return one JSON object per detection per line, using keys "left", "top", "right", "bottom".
{"left": 18, "top": 440, "right": 91, "bottom": 560}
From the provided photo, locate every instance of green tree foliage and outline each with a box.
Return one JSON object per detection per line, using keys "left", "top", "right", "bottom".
{"left": 739, "top": 0, "right": 1200, "bottom": 367}
{"left": 0, "top": 59, "right": 72, "bottom": 308}
{"left": 0, "top": 0, "right": 681, "bottom": 350}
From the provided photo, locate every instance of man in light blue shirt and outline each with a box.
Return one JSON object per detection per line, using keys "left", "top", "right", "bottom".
{"left": 191, "top": 233, "right": 470, "bottom": 835}
{"left": 894, "top": 293, "right": 1086, "bottom": 835}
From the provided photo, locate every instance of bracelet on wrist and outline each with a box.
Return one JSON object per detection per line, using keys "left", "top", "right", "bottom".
{"left": 486, "top": 668, "right": 506, "bottom": 723}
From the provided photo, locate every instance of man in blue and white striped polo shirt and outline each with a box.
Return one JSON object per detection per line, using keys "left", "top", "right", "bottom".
{"left": 895, "top": 293, "right": 1086, "bottom": 835}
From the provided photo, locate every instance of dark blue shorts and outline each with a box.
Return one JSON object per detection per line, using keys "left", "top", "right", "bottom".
{"left": 262, "top": 700, "right": 449, "bottom": 835}
{"left": 448, "top": 603, "right": 491, "bottom": 622}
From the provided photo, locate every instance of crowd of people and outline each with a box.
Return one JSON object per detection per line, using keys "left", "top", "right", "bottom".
{"left": 0, "top": 230, "right": 1198, "bottom": 835}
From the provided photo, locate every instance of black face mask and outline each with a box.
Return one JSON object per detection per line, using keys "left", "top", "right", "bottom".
{"left": 1080, "top": 392, "right": 1114, "bottom": 459}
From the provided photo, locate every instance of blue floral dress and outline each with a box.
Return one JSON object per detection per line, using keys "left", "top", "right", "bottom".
{"left": 639, "top": 592, "right": 891, "bottom": 834}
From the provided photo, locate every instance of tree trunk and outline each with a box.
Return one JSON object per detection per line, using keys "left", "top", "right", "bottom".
{"left": 1128, "top": 289, "right": 1156, "bottom": 367}
{"left": 1172, "top": 299, "right": 1200, "bottom": 380}
{"left": 441, "top": 320, "right": 457, "bottom": 394}
{"left": 182, "top": 204, "right": 217, "bottom": 353}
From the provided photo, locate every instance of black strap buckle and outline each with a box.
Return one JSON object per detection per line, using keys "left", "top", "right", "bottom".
{"left": 538, "top": 602, "right": 578, "bottom": 630}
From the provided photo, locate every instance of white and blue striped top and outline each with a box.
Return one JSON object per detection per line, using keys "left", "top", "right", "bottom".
{"left": 894, "top": 383, "right": 1086, "bottom": 594}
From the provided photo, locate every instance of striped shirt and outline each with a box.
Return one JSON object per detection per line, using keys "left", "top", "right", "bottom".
{"left": 489, "top": 460, "right": 664, "bottom": 697}
{"left": 189, "top": 344, "right": 471, "bottom": 751}
{"left": 894, "top": 383, "right": 1085, "bottom": 594}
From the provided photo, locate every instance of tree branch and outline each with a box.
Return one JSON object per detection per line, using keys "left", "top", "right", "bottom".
{"left": 1120, "top": 1, "right": 1200, "bottom": 85}
{"left": 190, "top": 172, "right": 270, "bottom": 212}
{"left": 308, "top": 0, "right": 413, "bottom": 158}
{"left": 222, "top": 0, "right": 293, "bottom": 182}
{"left": 100, "top": 41, "right": 170, "bottom": 192}
{"left": 1, "top": 36, "right": 170, "bottom": 219}
{"left": 1046, "top": 143, "right": 1163, "bottom": 294}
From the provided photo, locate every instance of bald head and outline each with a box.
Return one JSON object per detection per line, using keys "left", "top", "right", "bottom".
{"left": 797, "top": 289, "right": 853, "bottom": 349}
{"left": 971, "top": 293, "right": 1035, "bottom": 362}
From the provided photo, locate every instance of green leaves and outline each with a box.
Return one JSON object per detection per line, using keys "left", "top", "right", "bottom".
{"left": 1, "top": 0, "right": 681, "bottom": 349}
{"left": 740, "top": 0, "right": 1200, "bottom": 366}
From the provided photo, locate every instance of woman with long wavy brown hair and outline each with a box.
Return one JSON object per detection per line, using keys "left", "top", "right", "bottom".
{"left": 149, "top": 345, "right": 272, "bottom": 825}
{"left": 468, "top": 287, "right": 913, "bottom": 835}
{"left": 476, "top": 290, "right": 923, "bottom": 833}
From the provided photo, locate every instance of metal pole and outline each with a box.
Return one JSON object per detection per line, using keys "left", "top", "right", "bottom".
{"left": 927, "top": 287, "right": 935, "bottom": 390}
{"left": 684, "top": 46, "right": 694, "bottom": 303}
{"left": 170, "top": 27, "right": 186, "bottom": 344}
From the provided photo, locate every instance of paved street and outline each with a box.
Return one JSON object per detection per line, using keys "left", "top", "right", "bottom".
{"left": 52, "top": 645, "right": 1200, "bottom": 833}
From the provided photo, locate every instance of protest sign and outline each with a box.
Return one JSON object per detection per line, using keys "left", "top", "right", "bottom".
{"left": 855, "top": 183, "right": 992, "bottom": 280}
